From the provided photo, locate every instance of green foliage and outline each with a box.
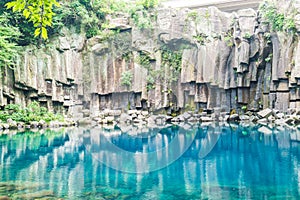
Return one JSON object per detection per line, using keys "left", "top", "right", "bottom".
{"left": 137, "top": 0, "right": 159, "bottom": 10}
{"left": 122, "top": 52, "right": 133, "bottom": 62}
{"left": 264, "top": 32, "right": 272, "bottom": 44}
{"left": 243, "top": 32, "right": 251, "bottom": 39}
{"left": 0, "top": 14, "right": 21, "bottom": 68}
{"left": 3, "top": 0, "right": 130, "bottom": 42}
{"left": 146, "top": 75, "right": 155, "bottom": 90}
{"left": 284, "top": 17, "right": 296, "bottom": 32}
{"left": 241, "top": 105, "right": 247, "bottom": 111}
{"left": 6, "top": 0, "right": 60, "bottom": 40}
{"left": 3, "top": 0, "right": 159, "bottom": 43}
{"left": 137, "top": 53, "right": 152, "bottom": 68}
{"left": 120, "top": 71, "right": 133, "bottom": 87}
{"left": 51, "top": 0, "right": 125, "bottom": 38}
{"left": 193, "top": 33, "right": 208, "bottom": 45}
{"left": 0, "top": 0, "right": 37, "bottom": 45}
{"left": 130, "top": 7, "right": 155, "bottom": 29}
{"left": 259, "top": 1, "right": 297, "bottom": 33}
{"left": 185, "top": 9, "right": 210, "bottom": 29}
{"left": 187, "top": 11, "right": 200, "bottom": 22}
{"left": 204, "top": 10, "right": 211, "bottom": 19}
{"left": 184, "top": 104, "right": 195, "bottom": 111}
{"left": 0, "top": 102, "right": 64, "bottom": 124}
{"left": 161, "top": 48, "right": 182, "bottom": 82}
{"left": 224, "top": 32, "right": 233, "bottom": 47}
{"left": 265, "top": 53, "right": 273, "bottom": 62}
{"left": 136, "top": 52, "right": 156, "bottom": 90}
{"left": 128, "top": 0, "right": 158, "bottom": 29}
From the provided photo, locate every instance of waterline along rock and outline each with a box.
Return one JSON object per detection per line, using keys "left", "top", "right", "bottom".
{"left": 3, "top": 1, "right": 300, "bottom": 117}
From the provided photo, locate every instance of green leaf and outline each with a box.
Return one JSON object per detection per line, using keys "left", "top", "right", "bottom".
{"left": 5, "top": 2, "right": 16, "bottom": 9}
{"left": 53, "top": 0, "right": 60, "bottom": 7}
{"left": 34, "top": 27, "right": 41, "bottom": 37}
{"left": 41, "top": 27, "right": 48, "bottom": 39}
{"left": 23, "top": 9, "right": 30, "bottom": 19}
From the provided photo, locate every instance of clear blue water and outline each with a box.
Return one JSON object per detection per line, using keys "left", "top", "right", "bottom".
{"left": 0, "top": 123, "right": 300, "bottom": 199}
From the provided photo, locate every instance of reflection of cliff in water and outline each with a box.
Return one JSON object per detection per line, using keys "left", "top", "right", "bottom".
{"left": 0, "top": 124, "right": 299, "bottom": 198}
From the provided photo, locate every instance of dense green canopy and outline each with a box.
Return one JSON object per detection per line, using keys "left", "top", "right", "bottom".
{"left": 0, "top": 0, "right": 159, "bottom": 68}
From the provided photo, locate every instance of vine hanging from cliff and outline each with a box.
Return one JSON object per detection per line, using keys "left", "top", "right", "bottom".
{"left": 161, "top": 47, "right": 182, "bottom": 83}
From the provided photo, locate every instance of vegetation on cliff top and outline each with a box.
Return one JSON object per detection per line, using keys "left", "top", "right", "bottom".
{"left": 259, "top": 1, "right": 296, "bottom": 33}
{"left": 0, "top": 0, "right": 159, "bottom": 68}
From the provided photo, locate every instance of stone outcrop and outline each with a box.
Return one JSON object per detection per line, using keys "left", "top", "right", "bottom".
{"left": 2, "top": 1, "right": 300, "bottom": 117}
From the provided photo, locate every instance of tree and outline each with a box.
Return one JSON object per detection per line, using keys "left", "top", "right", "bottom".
{"left": 5, "top": 0, "right": 60, "bottom": 40}
{"left": 0, "top": 13, "right": 21, "bottom": 68}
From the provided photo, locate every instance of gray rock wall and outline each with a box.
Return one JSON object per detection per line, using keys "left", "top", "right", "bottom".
{"left": 3, "top": 4, "right": 300, "bottom": 116}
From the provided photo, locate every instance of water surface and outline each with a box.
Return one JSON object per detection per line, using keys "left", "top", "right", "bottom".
{"left": 0, "top": 124, "right": 300, "bottom": 199}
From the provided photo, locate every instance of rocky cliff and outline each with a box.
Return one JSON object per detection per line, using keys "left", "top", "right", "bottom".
{"left": 2, "top": 1, "right": 300, "bottom": 117}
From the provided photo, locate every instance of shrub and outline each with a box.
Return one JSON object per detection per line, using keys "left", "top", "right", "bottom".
{"left": 0, "top": 102, "right": 64, "bottom": 124}
{"left": 120, "top": 71, "right": 133, "bottom": 87}
{"left": 259, "top": 1, "right": 297, "bottom": 33}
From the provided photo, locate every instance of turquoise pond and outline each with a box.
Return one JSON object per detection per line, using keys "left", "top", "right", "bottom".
{"left": 0, "top": 123, "right": 300, "bottom": 199}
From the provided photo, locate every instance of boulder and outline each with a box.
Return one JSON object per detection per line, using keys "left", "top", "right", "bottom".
{"left": 17, "top": 122, "right": 25, "bottom": 129}
{"left": 147, "top": 115, "right": 156, "bottom": 125}
{"left": 228, "top": 114, "right": 240, "bottom": 122}
{"left": 275, "top": 113, "right": 285, "bottom": 119}
{"left": 120, "top": 113, "right": 132, "bottom": 124}
{"left": 109, "top": 110, "right": 122, "bottom": 116}
{"left": 105, "top": 116, "right": 115, "bottom": 123}
{"left": 257, "top": 118, "right": 268, "bottom": 124}
{"left": 141, "top": 111, "right": 149, "bottom": 116}
{"left": 133, "top": 119, "right": 146, "bottom": 124}
{"left": 200, "top": 116, "right": 213, "bottom": 122}
{"left": 239, "top": 115, "right": 250, "bottom": 121}
{"left": 155, "top": 115, "right": 166, "bottom": 126}
{"left": 182, "top": 112, "right": 192, "bottom": 120}
{"left": 275, "top": 119, "right": 285, "bottom": 125}
{"left": 128, "top": 110, "right": 138, "bottom": 115}
{"left": 257, "top": 108, "right": 273, "bottom": 118}
{"left": 137, "top": 114, "right": 145, "bottom": 120}
{"left": 7, "top": 119, "right": 17, "bottom": 129}
{"left": 267, "top": 115, "right": 276, "bottom": 122}
{"left": 30, "top": 121, "right": 39, "bottom": 128}
{"left": 38, "top": 120, "right": 46, "bottom": 127}
{"left": 285, "top": 118, "right": 294, "bottom": 126}
{"left": 77, "top": 118, "right": 92, "bottom": 126}
{"left": 249, "top": 115, "right": 259, "bottom": 122}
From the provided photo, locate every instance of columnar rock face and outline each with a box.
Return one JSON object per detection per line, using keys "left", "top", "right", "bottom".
{"left": 2, "top": 3, "right": 300, "bottom": 116}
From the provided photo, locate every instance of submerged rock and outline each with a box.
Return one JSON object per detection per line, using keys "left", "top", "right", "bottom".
{"left": 12, "top": 190, "right": 54, "bottom": 199}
